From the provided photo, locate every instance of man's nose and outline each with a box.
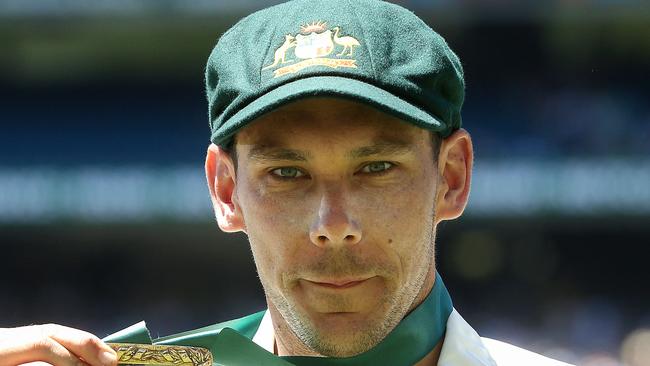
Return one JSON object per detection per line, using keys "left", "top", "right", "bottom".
{"left": 309, "top": 187, "right": 362, "bottom": 248}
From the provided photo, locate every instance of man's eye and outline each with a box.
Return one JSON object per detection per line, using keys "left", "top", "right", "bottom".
{"left": 361, "top": 162, "right": 393, "bottom": 173}
{"left": 271, "top": 167, "right": 305, "bottom": 178}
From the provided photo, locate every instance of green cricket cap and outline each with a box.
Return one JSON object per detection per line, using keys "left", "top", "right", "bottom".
{"left": 206, "top": 0, "right": 465, "bottom": 147}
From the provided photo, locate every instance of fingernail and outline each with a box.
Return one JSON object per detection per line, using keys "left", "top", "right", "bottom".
{"left": 99, "top": 350, "right": 117, "bottom": 366}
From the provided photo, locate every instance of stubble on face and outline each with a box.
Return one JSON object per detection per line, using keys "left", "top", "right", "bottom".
{"left": 265, "top": 224, "right": 437, "bottom": 357}
{"left": 233, "top": 97, "right": 440, "bottom": 357}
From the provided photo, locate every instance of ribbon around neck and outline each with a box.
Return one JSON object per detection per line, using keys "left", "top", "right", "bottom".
{"left": 281, "top": 272, "right": 453, "bottom": 366}
{"left": 120, "top": 273, "right": 454, "bottom": 366}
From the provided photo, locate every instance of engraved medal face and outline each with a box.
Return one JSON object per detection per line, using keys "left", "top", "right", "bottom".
{"left": 108, "top": 343, "right": 213, "bottom": 366}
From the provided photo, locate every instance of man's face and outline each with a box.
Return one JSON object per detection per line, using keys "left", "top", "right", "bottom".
{"left": 229, "top": 97, "right": 440, "bottom": 356}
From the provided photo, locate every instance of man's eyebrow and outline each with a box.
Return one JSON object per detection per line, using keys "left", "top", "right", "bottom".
{"left": 347, "top": 142, "right": 414, "bottom": 159}
{"left": 247, "top": 146, "right": 311, "bottom": 162}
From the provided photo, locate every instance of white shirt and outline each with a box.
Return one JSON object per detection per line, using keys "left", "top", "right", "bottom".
{"left": 252, "top": 309, "right": 573, "bottom": 366}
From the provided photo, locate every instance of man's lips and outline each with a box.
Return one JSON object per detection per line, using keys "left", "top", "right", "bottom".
{"left": 303, "top": 277, "right": 373, "bottom": 289}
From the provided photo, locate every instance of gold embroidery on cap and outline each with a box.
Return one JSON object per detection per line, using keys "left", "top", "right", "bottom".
{"left": 261, "top": 35, "right": 296, "bottom": 70}
{"left": 263, "top": 21, "right": 359, "bottom": 78}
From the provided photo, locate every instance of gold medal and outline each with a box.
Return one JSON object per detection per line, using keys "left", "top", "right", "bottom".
{"left": 107, "top": 343, "right": 213, "bottom": 366}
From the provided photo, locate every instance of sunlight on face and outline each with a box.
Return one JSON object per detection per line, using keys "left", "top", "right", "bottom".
{"left": 233, "top": 97, "right": 439, "bottom": 357}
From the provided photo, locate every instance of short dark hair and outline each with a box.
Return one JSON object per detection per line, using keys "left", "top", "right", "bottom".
{"left": 430, "top": 132, "right": 442, "bottom": 163}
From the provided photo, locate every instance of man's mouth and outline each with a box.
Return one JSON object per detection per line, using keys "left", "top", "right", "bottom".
{"left": 303, "top": 277, "right": 373, "bottom": 289}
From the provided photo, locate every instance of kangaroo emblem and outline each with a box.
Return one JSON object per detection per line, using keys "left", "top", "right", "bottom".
{"left": 332, "top": 27, "right": 360, "bottom": 56}
{"left": 262, "top": 35, "right": 296, "bottom": 70}
{"left": 262, "top": 23, "right": 360, "bottom": 77}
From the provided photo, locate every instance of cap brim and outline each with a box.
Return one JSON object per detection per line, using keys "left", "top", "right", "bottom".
{"left": 211, "top": 75, "right": 446, "bottom": 146}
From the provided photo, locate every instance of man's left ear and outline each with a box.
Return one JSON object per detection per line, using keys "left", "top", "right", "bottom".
{"left": 205, "top": 143, "right": 246, "bottom": 233}
{"left": 434, "top": 128, "right": 473, "bottom": 224}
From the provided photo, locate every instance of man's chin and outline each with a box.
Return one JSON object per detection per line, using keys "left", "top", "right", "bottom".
{"left": 297, "top": 311, "right": 392, "bottom": 357}
{"left": 278, "top": 278, "right": 405, "bottom": 356}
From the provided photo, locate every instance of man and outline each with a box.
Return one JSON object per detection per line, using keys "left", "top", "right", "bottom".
{"left": 0, "top": 0, "right": 573, "bottom": 365}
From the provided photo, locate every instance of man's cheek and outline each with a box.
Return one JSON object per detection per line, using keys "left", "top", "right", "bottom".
{"left": 248, "top": 186, "right": 314, "bottom": 223}
{"left": 364, "top": 192, "right": 423, "bottom": 227}
{"left": 243, "top": 195, "right": 290, "bottom": 230}
{"left": 246, "top": 211, "right": 306, "bottom": 278}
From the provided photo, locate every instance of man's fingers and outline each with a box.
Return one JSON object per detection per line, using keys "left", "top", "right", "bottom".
{"left": 31, "top": 336, "right": 85, "bottom": 366}
{"left": 43, "top": 324, "right": 116, "bottom": 366}
{"left": 0, "top": 328, "right": 83, "bottom": 366}
{"left": 0, "top": 325, "right": 114, "bottom": 366}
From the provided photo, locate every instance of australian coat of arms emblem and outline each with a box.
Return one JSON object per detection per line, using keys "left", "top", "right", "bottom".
{"left": 262, "top": 21, "right": 360, "bottom": 78}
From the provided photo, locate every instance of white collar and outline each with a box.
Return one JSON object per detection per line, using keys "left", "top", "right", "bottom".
{"left": 438, "top": 309, "right": 496, "bottom": 366}
{"left": 251, "top": 309, "right": 275, "bottom": 354}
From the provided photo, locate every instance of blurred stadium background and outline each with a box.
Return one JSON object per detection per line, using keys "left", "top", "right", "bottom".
{"left": 1, "top": 0, "right": 649, "bottom": 365}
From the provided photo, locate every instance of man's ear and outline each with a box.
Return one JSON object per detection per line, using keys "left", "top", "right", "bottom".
{"left": 434, "top": 129, "right": 473, "bottom": 225}
{"left": 205, "top": 143, "right": 246, "bottom": 232}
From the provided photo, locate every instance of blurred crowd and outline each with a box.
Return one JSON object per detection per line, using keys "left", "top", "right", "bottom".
{"left": 1, "top": 1, "right": 648, "bottom": 365}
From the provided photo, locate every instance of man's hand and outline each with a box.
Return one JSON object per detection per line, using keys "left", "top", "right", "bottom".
{"left": 0, "top": 324, "right": 117, "bottom": 366}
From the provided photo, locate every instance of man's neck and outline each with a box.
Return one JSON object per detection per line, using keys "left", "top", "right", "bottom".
{"left": 270, "top": 311, "right": 443, "bottom": 365}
